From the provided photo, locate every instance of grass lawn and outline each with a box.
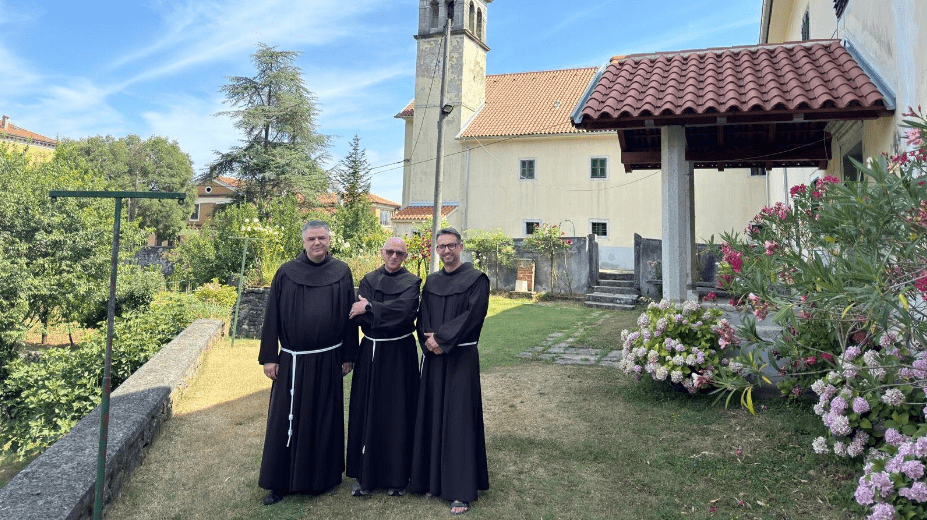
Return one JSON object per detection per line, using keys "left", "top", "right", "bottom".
{"left": 98, "top": 297, "right": 859, "bottom": 519}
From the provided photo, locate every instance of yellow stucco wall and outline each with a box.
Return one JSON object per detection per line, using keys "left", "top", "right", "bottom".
{"left": 457, "top": 133, "right": 768, "bottom": 248}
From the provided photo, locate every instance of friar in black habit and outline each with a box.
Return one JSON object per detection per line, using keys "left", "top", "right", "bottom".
{"left": 410, "top": 227, "right": 490, "bottom": 516}
{"left": 346, "top": 236, "right": 422, "bottom": 497}
{"left": 257, "top": 220, "right": 358, "bottom": 505}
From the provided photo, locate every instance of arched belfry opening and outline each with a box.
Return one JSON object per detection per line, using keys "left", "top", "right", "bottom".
{"left": 468, "top": 2, "right": 475, "bottom": 33}
{"left": 430, "top": 0, "right": 439, "bottom": 28}
{"left": 476, "top": 8, "right": 483, "bottom": 40}
{"left": 446, "top": 1, "right": 455, "bottom": 25}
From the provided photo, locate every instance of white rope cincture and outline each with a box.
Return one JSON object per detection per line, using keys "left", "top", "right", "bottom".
{"left": 280, "top": 343, "right": 341, "bottom": 447}
{"left": 364, "top": 332, "right": 414, "bottom": 362}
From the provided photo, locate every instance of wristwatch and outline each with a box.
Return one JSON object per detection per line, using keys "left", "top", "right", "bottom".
{"left": 364, "top": 302, "right": 372, "bottom": 312}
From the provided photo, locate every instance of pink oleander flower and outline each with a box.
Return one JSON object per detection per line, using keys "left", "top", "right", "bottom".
{"left": 764, "top": 240, "right": 779, "bottom": 255}
{"left": 790, "top": 184, "right": 807, "bottom": 197}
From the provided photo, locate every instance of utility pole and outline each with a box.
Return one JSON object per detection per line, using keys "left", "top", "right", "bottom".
{"left": 429, "top": 13, "right": 453, "bottom": 273}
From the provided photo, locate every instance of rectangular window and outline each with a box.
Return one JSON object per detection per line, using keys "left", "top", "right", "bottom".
{"left": 590, "top": 157, "right": 608, "bottom": 179}
{"left": 379, "top": 210, "right": 391, "bottom": 225}
{"left": 750, "top": 167, "right": 767, "bottom": 176}
{"left": 190, "top": 203, "right": 200, "bottom": 221}
{"left": 519, "top": 159, "right": 536, "bottom": 180}
{"left": 524, "top": 220, "right": 541, "bottom": 235}
{"left": 590, "top": 220, "right": 609, "bottom": 238}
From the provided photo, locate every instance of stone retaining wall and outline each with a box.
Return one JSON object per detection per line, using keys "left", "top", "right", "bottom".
{"left": 0, "top": 319, "right": 225, "bottom": 520}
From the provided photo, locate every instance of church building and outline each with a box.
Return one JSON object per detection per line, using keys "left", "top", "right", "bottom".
{"left": 393, "top": 0, "right": 769, "bottom": 269}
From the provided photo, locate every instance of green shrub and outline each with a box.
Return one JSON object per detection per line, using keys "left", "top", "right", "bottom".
{"left": 0, "top": 291, "right": 213, "bottom": 457}
{"left": 78, "top": 264, "right": 166, "bottom": 327}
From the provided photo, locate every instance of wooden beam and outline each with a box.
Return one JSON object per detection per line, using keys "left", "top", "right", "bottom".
{"left": 767, "top": 122, "right": 776, "bottom": 143}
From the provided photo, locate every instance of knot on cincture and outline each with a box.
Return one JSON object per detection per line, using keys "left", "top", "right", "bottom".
{"left": 290, "top": 389, "right": 294, "bottom": 395}
{"left": 289, "top": 414, "right": 294, "bottom": 420}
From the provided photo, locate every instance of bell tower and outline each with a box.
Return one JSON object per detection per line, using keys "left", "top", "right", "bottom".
{"left": 404, "top": 0, "right": 491, "bottom": 210}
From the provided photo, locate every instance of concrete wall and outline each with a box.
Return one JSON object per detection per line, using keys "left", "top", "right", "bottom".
{"left": 133, "top": 246, "right": 175, "bottom": 276}
{"left": 634, "top": 234, "right": 721, "bottom": 300}
{"left": 0, "top": 319, "right": 225, "bottom": 520}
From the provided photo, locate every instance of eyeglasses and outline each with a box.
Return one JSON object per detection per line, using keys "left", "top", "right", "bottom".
{"left": 383, "top": 249, "right": 407, "bottom": 257}
{"left": 435, "top": 242, "right": 460, "bottom": 251}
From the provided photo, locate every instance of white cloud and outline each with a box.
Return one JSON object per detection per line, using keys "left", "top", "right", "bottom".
{"left": 141, "top": 95, "right": 240, "bottom": 174}
{"left": 112, "top": 0, "right": 387, "bottom": 89}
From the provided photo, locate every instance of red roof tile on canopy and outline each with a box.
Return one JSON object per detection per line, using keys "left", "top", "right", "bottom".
{"left": 392, "top": 205, "right": 457, "bottom": 222}
{"left": 574, "top": 40, "right": 891, "bottom": 129}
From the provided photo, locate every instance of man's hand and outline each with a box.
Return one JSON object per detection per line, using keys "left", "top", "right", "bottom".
{"left": 263, "top": 362, "right": 279, "bottom": 380}
{"left": 423, "top": 332, "right": 444, "bottom": 355}
{"left": 342, "top": 362, "right": 354, "bottom": 376}
{"left": 349, "top": 296, "right": 369, "bottom": 319}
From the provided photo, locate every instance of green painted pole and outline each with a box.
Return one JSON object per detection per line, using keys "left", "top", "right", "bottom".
{"left": 48, "top": 190, "right": 185, "bottom": 520}
{"left": 230, "top": 237, "right": 251, "bottom": 349}
{"left": 93, "top": 197, "right": 121, "bottom": 520}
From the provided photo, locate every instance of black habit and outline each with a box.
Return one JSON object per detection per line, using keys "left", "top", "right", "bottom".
{"left": 410, "top": 262, "right": 490, "bottom": 503}
{"left": 257, "top": 252, "right": 358, "bottom": 495}
{"left": 346, "top": 265, "right": 422, "bottom": 491}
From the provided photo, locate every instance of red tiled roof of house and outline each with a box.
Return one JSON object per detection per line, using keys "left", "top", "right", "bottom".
{"left": 575, "top": 40, "right": 889, "bottom": 127}
{"left": 216, "top": 176, "right": 242, "bottom": 188}
{"left": 393, "top": 67, "right": 600, "bottom": 137}
{"left": 367, "top": 192, "right": 400, "bottom": 208}
{"left": 317, "top": 192, "right": 399, "bottom": 208}
{"left": 395, "top": 100, "right": 414, "bottom": 118}
{"left": 391, "top": 205, "right": 457, "bottom": 221}
{"left": 0, "top": 116, "right": 57, "bottom": 148}
{"left": 462, "top": 67, "right": 600, "bottom": 138}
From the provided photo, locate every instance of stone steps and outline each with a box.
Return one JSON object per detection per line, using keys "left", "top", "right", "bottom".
{"left": 584, "top": 300, "right": 637, "bottom": 311}
{"left": 585, "top": 270, "right": 639, "bottom": 310}
{"left": 597, "top": 279, "right": 635, "bottom": 289}
{"left": 591, "top": 284, "right": 637, "bottom": 295}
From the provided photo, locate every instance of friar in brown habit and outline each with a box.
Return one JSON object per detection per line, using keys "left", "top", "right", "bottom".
{"left": 346, "top": 237, "right": 422, "bottom": 497}
{"left": 257, "top": 220, "right": 358, "bottom": 506}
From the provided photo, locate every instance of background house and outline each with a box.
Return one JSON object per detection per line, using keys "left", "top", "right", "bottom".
{"left": 397, "top": 0, "right": 769, "bottom": 269}
{"left": 191, "top": 176, "right": 400, "bottom": 229}
{"left": 0, "top": 115, "right": 57, "bottom": 160}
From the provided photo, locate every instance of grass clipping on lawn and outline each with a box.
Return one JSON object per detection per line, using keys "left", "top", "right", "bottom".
{"left": 108, "top": 308, "right": 859, "bottom": 520}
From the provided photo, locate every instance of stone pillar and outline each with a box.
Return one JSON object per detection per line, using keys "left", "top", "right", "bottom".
{"left": 660, "top": 125, "right": 697, "bottom": 301}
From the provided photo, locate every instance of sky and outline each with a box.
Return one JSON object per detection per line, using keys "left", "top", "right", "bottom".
{"left": 0, "top": 0, "right": 763, "bottom": 205}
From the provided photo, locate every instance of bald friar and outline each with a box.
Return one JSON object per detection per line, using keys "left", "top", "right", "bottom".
{"left": 346, "top": 237, "right": 422, "bottom": 496}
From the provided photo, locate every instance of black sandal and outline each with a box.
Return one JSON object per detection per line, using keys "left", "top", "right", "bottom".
{"left": 449, "top": 500, "right": 470, "bottom": 515}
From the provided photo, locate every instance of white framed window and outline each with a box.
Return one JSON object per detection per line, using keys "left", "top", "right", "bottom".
{"left": 204, "top": 185, "right": 213, "bottom": 193}
{"left": 380, "top": 210, "right": 392, "bottom": 225}
{"left": 190, "top": 203, "right": 200, "bottom": 221}
{"left": 590, "top": 219, "right": 609, "bottom": 239}
{"left": 519, "top": 159, "right": 536, "bottom": 180}
{"left": 524, "top": 219, "right": 541, "bottom": 235}
{"left": 590, "top": 157, "right": 608, "bottom": 179}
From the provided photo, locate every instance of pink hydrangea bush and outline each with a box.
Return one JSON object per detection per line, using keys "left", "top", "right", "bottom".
{"left": 854, "top": 436, "right": 927, "bottom": 519}
{"left": 618, "top": 299, "right": 737, "bottom": 392}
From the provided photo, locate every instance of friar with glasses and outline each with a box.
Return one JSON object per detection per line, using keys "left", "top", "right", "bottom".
{"left": 410, "top": 227, "right": 490, "bottom": 516}
{"left": 257, "top": 220, "right": 358, "bottom": 505}
{"left": 346, "top": 237, "right": 422, "bottom": 497}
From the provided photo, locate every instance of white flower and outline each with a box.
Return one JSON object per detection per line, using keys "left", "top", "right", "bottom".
{"left": 670, "top": 370, "right": 683, "bottom": 383}
{"left": 812, "top": 437, "right": 829, "bottom": 454}
{"left": 655, "top": 367, "right": 668, "bottom": 381}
